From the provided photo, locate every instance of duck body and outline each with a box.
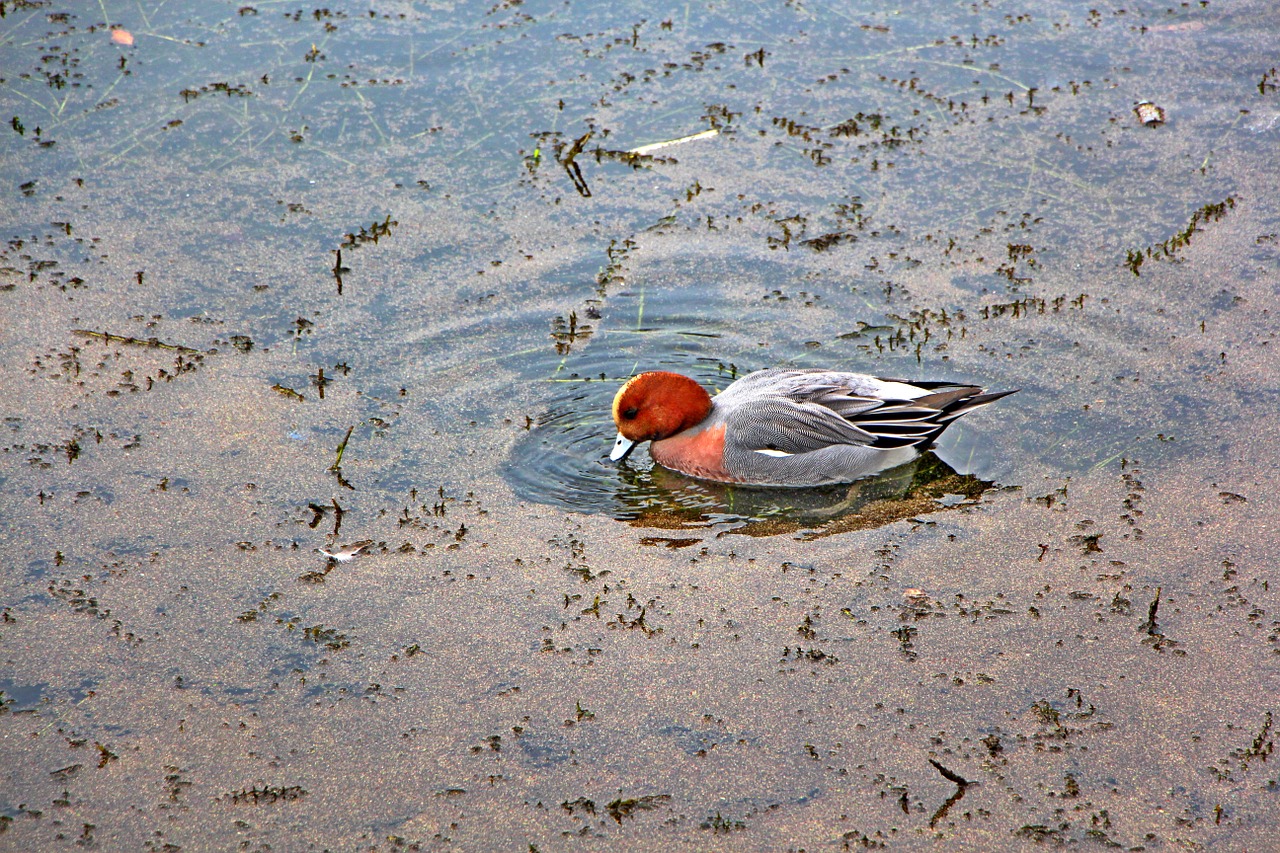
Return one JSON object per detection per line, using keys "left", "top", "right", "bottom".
{"left": 609, "top": 368, "right": 1016, "bottom": 487}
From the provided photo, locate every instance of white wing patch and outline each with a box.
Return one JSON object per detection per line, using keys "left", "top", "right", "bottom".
{"left": 753, "top": 448, "right": 794, "bottom": 458}
{"left": 871, "top": 379, "right": 931, "bottom": 399}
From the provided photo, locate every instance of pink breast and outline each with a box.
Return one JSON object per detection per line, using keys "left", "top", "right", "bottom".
{"left": 650, "top": 423, "right": 737, "bottom": 482}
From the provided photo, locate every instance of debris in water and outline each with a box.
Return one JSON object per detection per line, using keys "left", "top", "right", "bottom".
{"left": 627, "top": 128, "right": 719, "bottom": 156}
{"left": 1133, "top": 101, "right": 1165, "bottom": 126}
{"left": 318, "top": 540, "right": 374, "bottom": 562}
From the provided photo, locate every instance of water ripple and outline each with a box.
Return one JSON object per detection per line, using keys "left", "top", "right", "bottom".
{"left": 504, "top": 368, "right": 1000, "bottom": 536}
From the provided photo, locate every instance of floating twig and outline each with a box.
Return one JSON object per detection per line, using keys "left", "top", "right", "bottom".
{"left": 331, "top": 426, "right": 354, "bottom": 470}
{"left": 928, "top": 758, "right": 971, "bottom": 828}
{"left": 1139, "top": 586, "right": 1162, "bottom": 636}
{"left": 559, "top": 131, "right": 593, "bottom": 197}
{"left": 73, "top": 329, "right": 200, "bottom": 353}
{"left": 627, "top": 128, "right": 719, "bottom": 156}
{"left": 331, "top": 249, "right": 349, "bottom": 294}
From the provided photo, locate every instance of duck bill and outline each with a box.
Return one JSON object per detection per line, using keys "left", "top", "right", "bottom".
{"left": 609, "top": 433, "right": 638, "bottom": 461}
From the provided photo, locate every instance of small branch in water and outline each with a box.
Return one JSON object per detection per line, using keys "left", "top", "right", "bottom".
{"left": 73, "top": 329, "right": 200, "bottom": 353}
{"left": 332, "top": 248, "right": 349, "bottom": 294}
{"left": 928, "top": 759, "right": 969, "bottom": 786}
{"left": 559, "top": 131, "right": 593, "bottom": 197}
{"left": 331, "top": 426, "right": 354, "bottom": 470}
{"left": 927, "top": 759, "right": 971, "bottom": 828}
{"left": 627, "top": 128, "right": 719, "bottom": 156}
{"left": 1139, "top": 586, "right": 1162, "bottom": 635}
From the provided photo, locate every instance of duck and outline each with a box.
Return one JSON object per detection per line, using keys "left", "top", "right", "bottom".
{"left": 609, "top": 368, "right": 1016, "bottom": 487}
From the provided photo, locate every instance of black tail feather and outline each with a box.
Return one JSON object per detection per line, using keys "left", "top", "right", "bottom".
{"left": 853, "top": 387, "right": 1017, "bottom": 449}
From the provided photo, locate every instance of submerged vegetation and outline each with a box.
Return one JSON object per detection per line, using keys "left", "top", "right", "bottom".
{"left": 1125, "top": 196, "right": 1237, "bottom": 275}
{"left": 1, "top": 0, "right": 1278, "bottom": 850}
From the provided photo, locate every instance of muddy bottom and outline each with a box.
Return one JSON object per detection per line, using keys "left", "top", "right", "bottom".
{"left": 2, "top": 0, "right": 1279, "bottom": 849}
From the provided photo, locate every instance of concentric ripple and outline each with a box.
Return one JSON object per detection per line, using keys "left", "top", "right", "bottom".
{"left": 504, "top": 364, "right": 1000, "bottom": 536}
{"left": 501, "top": 270, "right": 1007, "bottom": 535}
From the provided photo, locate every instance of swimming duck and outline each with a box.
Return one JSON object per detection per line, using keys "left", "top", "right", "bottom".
{"left": 609, "top": 368, "right": 1015, "bottom": 487}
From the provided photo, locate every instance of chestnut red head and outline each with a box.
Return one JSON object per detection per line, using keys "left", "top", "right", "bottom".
{"left": 609, "top": 371, "right": 713, "bottom": 460}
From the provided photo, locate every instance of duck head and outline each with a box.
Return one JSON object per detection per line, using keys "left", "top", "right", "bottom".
{"left": 609, "top": 371, "right": 713, "bottom": 461}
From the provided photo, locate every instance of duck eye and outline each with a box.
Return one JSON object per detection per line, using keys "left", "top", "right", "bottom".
{"left": 623, "top": 407, "right": 639, "bottom": 420}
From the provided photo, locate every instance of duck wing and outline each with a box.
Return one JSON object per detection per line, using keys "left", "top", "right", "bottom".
{"left": 722, "top": 383, "right": 1016, "bottom": 454}
{"left": 723, "top": 396, "right": 883, "bottom": 454}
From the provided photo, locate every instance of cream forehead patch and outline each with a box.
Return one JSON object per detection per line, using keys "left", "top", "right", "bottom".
{"left": 611, "top": 376, "right": 639, "bottom": 422}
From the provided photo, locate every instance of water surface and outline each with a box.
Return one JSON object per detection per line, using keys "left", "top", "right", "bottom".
{"left": 2, "top": 0, "right": 1279, "bottom": 849}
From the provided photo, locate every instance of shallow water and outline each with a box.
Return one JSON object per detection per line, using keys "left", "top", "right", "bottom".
{"left": 3, "top": 0, "right": 1280, "bottom": 849}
